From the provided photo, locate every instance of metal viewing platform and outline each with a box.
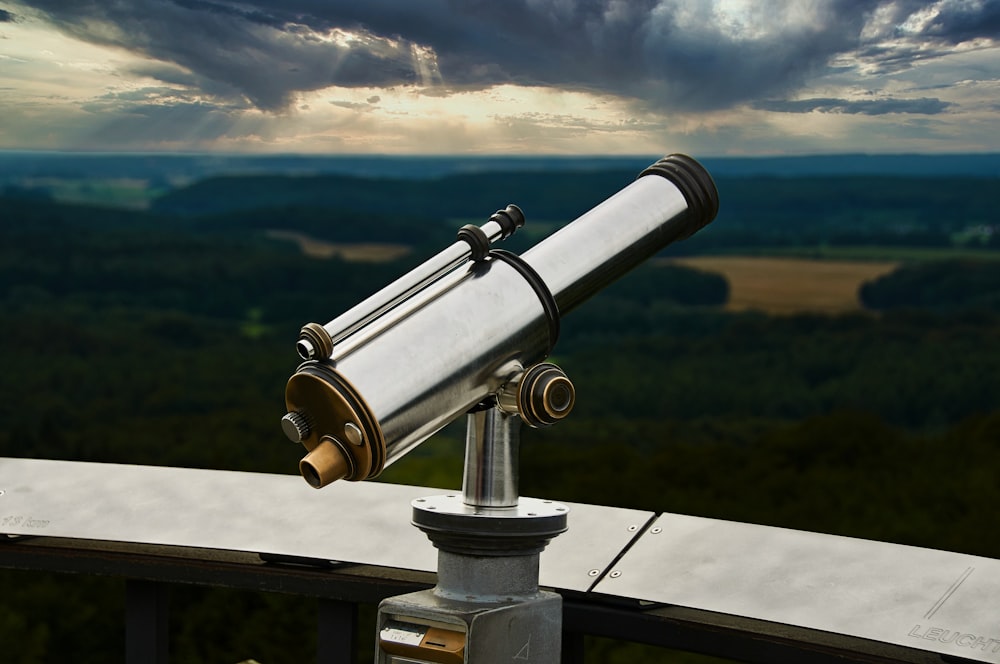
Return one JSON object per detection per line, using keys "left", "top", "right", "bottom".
{"left": 1, "top": 457, "right": 996, "bottom": 663}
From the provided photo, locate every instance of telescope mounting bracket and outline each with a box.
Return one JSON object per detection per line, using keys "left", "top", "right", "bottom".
{"left": 379, "top": 401, "right": 569, "bottom": 663}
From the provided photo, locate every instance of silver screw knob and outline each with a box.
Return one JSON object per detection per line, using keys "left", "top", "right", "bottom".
{"left": 343, "top": 422, "right": 363, "bottom": 445}
{"left": 281, "top": 411, "right": 311, "bottom": 443}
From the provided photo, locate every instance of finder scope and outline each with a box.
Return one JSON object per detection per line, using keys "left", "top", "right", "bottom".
{"left": 282, "top": 154, "right": 719, "bottom": 488}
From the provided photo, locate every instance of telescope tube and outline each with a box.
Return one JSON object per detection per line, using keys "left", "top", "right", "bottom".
{"left": 284, "top": 154, "right": 718, "bottom": 488}
{"left": 523, "top": 154, "right": 717, "bottom": 314}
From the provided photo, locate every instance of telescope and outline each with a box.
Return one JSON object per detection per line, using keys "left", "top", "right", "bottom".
{"left": 280, "top": 153, "right": 718, "bottom": 663}
{"left": 282, "top": 154, "right": 718, "bottom": 490}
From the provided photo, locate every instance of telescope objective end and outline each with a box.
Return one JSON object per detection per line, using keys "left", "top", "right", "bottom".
{"left": 639, "top": 153, "right": 719, "bottom": 239}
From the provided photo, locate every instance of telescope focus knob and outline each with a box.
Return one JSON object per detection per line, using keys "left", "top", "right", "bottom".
{"left": 499, "top": 362, "right": 576, "bottom": 428}
{"left": 281, "top": 411, "right": 311, "bottom": 443}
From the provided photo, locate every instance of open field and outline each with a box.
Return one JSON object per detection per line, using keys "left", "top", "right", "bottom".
{"left": 268, "top": 229, "right": 903, "bottom": 313}
{"left": 666, "top": 256, "right": 899, "bottom": 314}
{"left": 266, "top": 229, "right": 411, "bottom": 262}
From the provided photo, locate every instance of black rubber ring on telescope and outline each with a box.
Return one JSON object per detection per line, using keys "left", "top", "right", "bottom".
{"left": 638, "top": 154, "right": 720, "bottom": 239}
{"left": 457, "top": 224, "right": 491, "bottom": 262}
{"left": 489, "top": 204, "right": 525, "bottom": 240}
{"left": 488, "top": 249, "right": 560, "bottom": 352}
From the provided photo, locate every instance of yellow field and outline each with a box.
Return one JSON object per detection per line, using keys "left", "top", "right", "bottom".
{"left": 666, "top": 256, "right": 900, "bottom": 314}
{"left": 270, "top": 229, "right": 899, "bottom": 314}
{"left": 266, "top": 230, "right": 411, "bottom": 262}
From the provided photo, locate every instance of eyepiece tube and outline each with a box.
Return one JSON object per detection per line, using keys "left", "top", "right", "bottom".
{"left": 299, "top": 439, "right": 352, "bottom": 488}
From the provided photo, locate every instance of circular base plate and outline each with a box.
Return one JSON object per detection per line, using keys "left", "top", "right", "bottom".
{"left": 412, "top": 495, "right": 569, "bottom": 556}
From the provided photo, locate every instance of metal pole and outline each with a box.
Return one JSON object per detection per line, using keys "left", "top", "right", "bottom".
{"left": 126, "top": 579, "right": 169, "bottom": 664}
{"left": 462, "top": 407, "right": 520, "bottom": 508}
{"left": 317, "top": 598, "right": 357, "bottom": 664}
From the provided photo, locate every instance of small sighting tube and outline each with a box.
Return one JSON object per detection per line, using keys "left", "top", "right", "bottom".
{"left": 298, "top": 206, "right": 524, "bottom": 359}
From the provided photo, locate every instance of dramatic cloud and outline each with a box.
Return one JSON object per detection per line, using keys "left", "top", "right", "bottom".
{"left": 9, "top": 0, "right": 420, "bottom": 110}
{"left": 9, "top": 0, "right": 999, "bottom": 113}
{"left": 2, "top": 0, "right": 998, "bottom": 153}
{"left": 921, "top": 0, "right": 1000, "bottom": 42}
{"left": 754, "top": 96, "right": 953, "bottom": 115}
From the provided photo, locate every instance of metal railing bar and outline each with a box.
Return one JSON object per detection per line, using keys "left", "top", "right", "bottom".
{"left": 560, "top": 630, "right": 585, "bottom": 664}
{"left": 0, "top": 537, "right": 954, "bottom": 664}
{"left": 561, "top": 600, "right": 945, "bottom": 664}
{"left": 318, "top": 598, "right": 358, "bottom": 664}
{"left": 0, "top": 537, "right": 433, "bottom": 602}
{"left": 126, "top": 579, "right": 169, "bottom": 664}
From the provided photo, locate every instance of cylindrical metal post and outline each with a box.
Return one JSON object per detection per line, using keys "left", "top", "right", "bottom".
{"left": 462, "top": 408, "right": 520, "bottom": 508}
{"left": 434, "top": 550, "right": 540, "bottom": 601}
{"left": 126, "top": 579, "right": 169, "bottom": 664}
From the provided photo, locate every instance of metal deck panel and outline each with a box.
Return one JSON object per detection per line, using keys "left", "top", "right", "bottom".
{"left": 593, "top": 512, "right": 1000, "bottom": 663}
{"left": 0, "top": 457, "right": 651, "bottom": 593}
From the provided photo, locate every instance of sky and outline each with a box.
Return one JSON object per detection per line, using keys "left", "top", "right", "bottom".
{"left": 0, "top": 0, "right": 998, "bottom": 155}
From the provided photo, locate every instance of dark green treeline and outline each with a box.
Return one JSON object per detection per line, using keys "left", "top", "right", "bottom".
{"left": 1, "top": 176, "right": 998, "bottom": 663}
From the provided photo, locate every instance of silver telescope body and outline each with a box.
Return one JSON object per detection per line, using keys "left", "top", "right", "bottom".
{"left": 282, "top": 155, "right": 719, "bottom": 488}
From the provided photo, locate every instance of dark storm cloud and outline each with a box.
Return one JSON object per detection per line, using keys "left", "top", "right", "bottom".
{"left": 753, "top": 96, "right": 952, "bottom": 115}
{"left": 9, "top": 0, "right": 999, "bottom": 113}
{"left": 850, "top": 0, "right": 1000, "bottom": 75}
{"left": 13, "top": 0, "right": 418, "bottom": 110}
{"left": 921, "top": 0, "right": 1000, "bottom": 43}
{"left": 0, "top": 8, "right": 17, "bottom": 22}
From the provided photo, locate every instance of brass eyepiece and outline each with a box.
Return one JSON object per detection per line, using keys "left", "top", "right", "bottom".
{"left": 285, "top": 363, "right": 385, "bottom": 488}
{"left": 299, "top": 438, "right": 353, "bottom": 489}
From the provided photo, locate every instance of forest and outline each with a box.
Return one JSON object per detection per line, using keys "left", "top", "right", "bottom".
{"left": 1, "top": 165, "right": 999, "bottom": 663}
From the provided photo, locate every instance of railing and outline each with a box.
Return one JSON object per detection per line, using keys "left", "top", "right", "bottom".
{"left": 1, "top": 458, "right": 995, "bottom": 664}
{"left": 0, "top": 537, "right": 943, "bottom": 663}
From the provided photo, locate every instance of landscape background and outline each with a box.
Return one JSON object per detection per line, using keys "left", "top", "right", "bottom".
{"left": 1, "top": 152, "right": 998, "bottom": 663}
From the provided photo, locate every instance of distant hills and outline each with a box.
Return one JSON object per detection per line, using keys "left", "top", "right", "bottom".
{"left": 3, "top": 152, "right": 996, "bottom": 256}
{"left": 145, "top": 170, "right": 997, "bottom": 257}
{"left": 1, "top": 152, "right": 998, "bottom": 188}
